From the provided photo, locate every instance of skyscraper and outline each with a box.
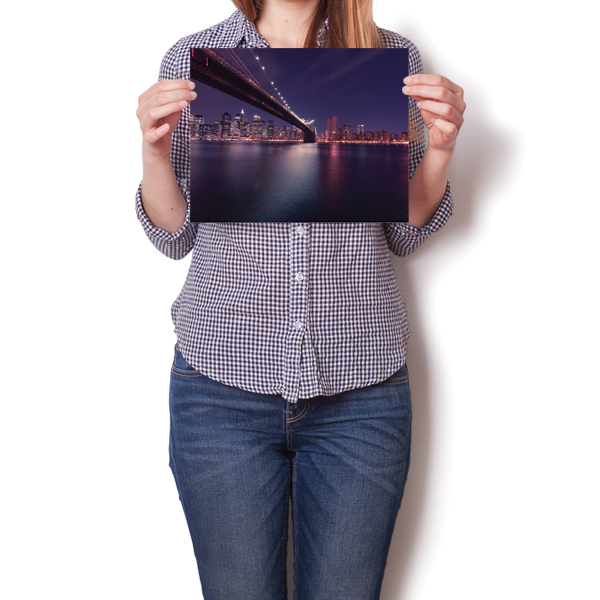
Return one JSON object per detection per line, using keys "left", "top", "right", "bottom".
{"left": 327, "top": 116, "right": 339, "bottom": 140}
{"left": 250, "top": 115, "right": 265, "bottom": 138}
{"left": 221, "top": 112, "right": 231, "bottom": 137}
{"left": 190, "top": 114, "right": 203, "bottom": 139}
{"left": 233, "top": 113, "right": 243, "bottom": 138}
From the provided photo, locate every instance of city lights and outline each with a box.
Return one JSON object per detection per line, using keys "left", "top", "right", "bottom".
{"left": 191, "top": 49, "right": 408, "bottom": 146}
{"left": 250, "top": 49, "right": 294, "bottom": 114}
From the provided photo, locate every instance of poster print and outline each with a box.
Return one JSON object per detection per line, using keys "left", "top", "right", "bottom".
{"left": 189, "top": 48, "right": 409, "bottom": 223}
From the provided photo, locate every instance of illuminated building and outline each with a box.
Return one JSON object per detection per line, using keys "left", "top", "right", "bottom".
{"left": 327, "top": 116, "right": 339, "bottom": 140}
{"left": 190, "top": 114, "right": 203, "bottom": 139}
{"left": 221, "top": 112, "right": 231, "bottom": 137}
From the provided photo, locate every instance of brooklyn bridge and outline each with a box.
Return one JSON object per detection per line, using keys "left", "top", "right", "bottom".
{"left": 190, "top": 48, "right": 316, "bottom": 143}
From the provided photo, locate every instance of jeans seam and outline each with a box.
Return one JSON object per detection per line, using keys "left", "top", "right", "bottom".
{"left": 292, "top": 455, "right": 299, "bottom": 600}
{"left": 286, "top": 397, "right": 311, "bottom": 423}
{"left": 379, "top": 377, "right": 408, "bottom": 385}
{"left": 171, "top": 367, "right": 204, "bottom": 378}
{"left": 282, "top": 461, "right": 291, "bottom": 600}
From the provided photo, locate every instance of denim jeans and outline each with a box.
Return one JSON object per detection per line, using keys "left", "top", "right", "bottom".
{"left": 169, "top": 347, "right": 412, "bottom": 600}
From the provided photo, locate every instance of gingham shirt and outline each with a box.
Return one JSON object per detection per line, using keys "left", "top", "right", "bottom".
{"left": 136, "top": 9, "right": 453, "bottom": 402}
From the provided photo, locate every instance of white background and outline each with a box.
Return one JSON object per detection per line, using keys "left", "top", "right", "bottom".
{"left": 1, "top": 1, "right": 598, "bottom": 598}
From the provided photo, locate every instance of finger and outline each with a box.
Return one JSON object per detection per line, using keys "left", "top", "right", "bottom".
{"left": 403, "top": 74, "right": 463, "bottom": 98}
{"left": 138, "top": 88, "right": 197, "bottom": 120}
{"left": 150, "top": 88, "right": 197, "bottom": 108}
{"left": 140, "top": 99, "right": 188, "bottom": 132}
{"left": 403, "top": 84, "right": 466, "bottom": 113}
{"left": 410, "top": 95, "right": 467, "bottom": 122}
{"left": 430, "top": 117, "right": 458, "bottom": 138}
{"left": 138, "top": 79, "right": 195, "bottom": 106}
{"left": 144, "top": 122, "right": 171, "bottom": 146}
{"left": 417, "top": 99, "right": 464, "bottom": 128}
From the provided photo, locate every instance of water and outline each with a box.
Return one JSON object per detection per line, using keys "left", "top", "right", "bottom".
{"left": 190, "top": 141, "right": 408, "bottom": 222}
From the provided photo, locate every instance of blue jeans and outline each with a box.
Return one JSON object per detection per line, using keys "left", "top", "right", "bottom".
{"left": 169, "top": 347, "right": 412, "bottom": 600}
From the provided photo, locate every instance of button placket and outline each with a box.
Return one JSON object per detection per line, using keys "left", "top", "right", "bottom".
{"left": 284, "top": 223, "right": 311, "bottom": 401}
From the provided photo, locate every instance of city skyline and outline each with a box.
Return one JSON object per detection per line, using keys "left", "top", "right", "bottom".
{"left": 189, "top": 48, "right": 409, "bottom": 140}
{"left": 189, "top": 107, "right": 408, "bottom": 143}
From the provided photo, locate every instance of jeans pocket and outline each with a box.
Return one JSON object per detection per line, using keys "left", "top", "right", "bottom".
{"left": 378, "top": 364, "right": 411, "bottom": 414}
{"left": 171, "top": 346, "right": 205, "bottom": 378}
{"left": 378, "top": 363, "right": 409, "bottom": 386}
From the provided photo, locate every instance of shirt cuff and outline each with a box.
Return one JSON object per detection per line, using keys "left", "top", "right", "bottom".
{"left": 407, "top": 180, "right": 452, "bottom": 236}
{"left": 135, "top": 179, "right": 191, "bottom": 242}
{"left": 384, "top": 181, "right": 453, "bottom": 256}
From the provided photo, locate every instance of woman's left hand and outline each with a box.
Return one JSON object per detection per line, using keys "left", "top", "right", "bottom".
{"left": 403, "top": 74, "right": 466, "bottom": 154}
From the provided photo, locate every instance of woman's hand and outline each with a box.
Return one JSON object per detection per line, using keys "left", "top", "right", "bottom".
{"left": 403, "top": 74, "right": 466, "bottom": 154}
{"left": 403, "top": 74, "right": 465, "bottom": 228}
{"left": 136, "top": 79, "right": 197, "bottom": 161}
{"left": 136, "top": 79, "right": 195, "bottom": 233}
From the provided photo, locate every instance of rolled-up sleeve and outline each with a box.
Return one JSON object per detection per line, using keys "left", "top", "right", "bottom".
{"left": 135, "top": 180, "right": 197, "bottom": 260}
{"left": 381, "top": 33, "right": 453, "bottom": 257}
{"left": 384, "top": 185, "right": 452, "bottom": 256}
{"left": 135, "top": 37, "right": 198, "bottom": 260}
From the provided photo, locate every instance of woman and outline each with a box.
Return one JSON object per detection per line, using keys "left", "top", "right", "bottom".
{"left": 135, "top": 1, "right": 465, "bottom": 598}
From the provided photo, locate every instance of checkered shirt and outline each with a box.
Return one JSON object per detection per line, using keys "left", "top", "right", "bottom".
{"left": 136, "top": 9, "right": 453, "bottom": 402}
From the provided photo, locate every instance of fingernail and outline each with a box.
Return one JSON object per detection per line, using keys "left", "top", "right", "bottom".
{"left": 417, "top": 101, "right": 423, "bottom": 108}
{"left": 402, "top": 86, "right": 410, "bottom": 93}
{"left": 188, "top": 81, "right": 195, "bottom": 89}
{"left": 179, "top": 100, "right": 187, "bottom": 107}
{"left": 404, "top": 76, "right": 412, "bottom": 84}
{"left": 191, "top": 91, "right": 197, "bottom": 99}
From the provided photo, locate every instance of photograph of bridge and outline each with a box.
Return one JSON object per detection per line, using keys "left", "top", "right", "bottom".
{"left": 189, "top": 48, "right": 409, "bottom": 222}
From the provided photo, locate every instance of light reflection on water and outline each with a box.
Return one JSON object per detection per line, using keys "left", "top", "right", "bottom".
{"left": 190, "top": 141, "right": 408, "bottom": 222}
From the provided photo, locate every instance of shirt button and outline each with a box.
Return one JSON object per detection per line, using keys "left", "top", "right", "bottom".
{"left": 294, "top": 320, "right": 303, "bottom": 330}
{"left": 296, "top": 225, "right": 304, "bottom": 235}
{"left": 295, "top": 272, "right": 304, "bottom": 282}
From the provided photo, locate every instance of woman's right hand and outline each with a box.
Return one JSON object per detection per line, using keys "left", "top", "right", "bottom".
{"left": 136, "top": 79, "right": 197, "bottom": 161}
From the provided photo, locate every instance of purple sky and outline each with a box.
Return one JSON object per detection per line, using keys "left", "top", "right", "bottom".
{"left": 189, "top": 48, "right": 409, "bottom": 136}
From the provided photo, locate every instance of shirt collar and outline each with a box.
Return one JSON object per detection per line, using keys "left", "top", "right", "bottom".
{"left": 232, "top": 9, "right": 329, "bottom": 48}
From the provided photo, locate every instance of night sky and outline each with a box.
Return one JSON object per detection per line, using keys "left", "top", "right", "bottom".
{"left": 189, "top": 48, "right": 408, "bottom": 137}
